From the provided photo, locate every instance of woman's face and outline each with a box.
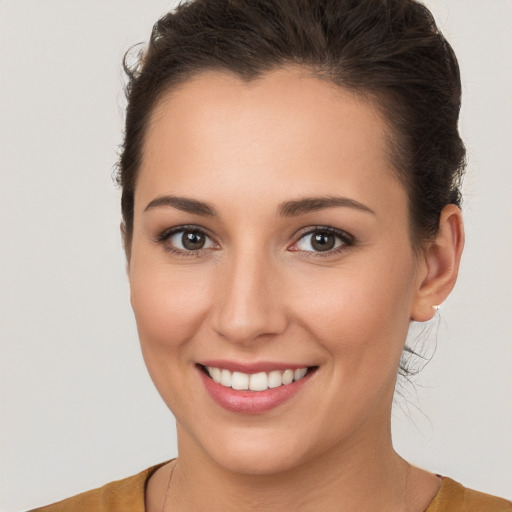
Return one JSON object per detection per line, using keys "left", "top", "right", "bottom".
{"left": 128, "top": 68, "right": 427, "bottom": 474}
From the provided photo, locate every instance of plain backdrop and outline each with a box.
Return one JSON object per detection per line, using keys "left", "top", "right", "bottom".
{"left": 0, "top": 0, "right": 511, "bottom": 510}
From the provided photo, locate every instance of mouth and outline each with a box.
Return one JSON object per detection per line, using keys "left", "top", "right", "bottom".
{"left": 196, "top": 362, "right": 318, "bottom": 413}
{"left": 198, "top": 364, "right": 315, "bottom": 391}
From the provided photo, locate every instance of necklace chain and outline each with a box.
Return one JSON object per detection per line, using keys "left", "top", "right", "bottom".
{"left": 161, "top": 460, "right": 177, "bottom": 512}
{"left": 159, "top": 458, "right": 411, "bottom": 511}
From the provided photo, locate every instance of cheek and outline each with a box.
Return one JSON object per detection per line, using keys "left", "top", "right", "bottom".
{"left": 129, "top": 261, "right": 217, "bottom": 416}
{"left": 291, "top": 256, "right": 415, "bottom": 372}
{"left": 129, "top": 261, "right": 211, "bottom": 361}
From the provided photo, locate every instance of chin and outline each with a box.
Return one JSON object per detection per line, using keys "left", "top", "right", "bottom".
{"left": 179, "top": 419, "right": 318, "bottom": 476}
{"left": 209, "top": 441, "right": 310, "bottom": 476}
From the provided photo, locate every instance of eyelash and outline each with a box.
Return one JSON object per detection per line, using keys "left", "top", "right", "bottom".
{"left": 291, "top": 226, "right": 355, "bottom": 257}
{"left": 154, "top": 225, "right": 355, "bottom": 257}
{"left": 155, "top": 225, "right": 218, "bottom": 257}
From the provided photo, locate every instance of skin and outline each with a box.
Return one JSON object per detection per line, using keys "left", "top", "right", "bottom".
{"left": 126, "top": 67, "right": 464, "bottom": 511}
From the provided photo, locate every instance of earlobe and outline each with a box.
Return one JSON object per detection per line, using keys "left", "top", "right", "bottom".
{"left": 411, "top": 204, "right": 465, "bottom": 322}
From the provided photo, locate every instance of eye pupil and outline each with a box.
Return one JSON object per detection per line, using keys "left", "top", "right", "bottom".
{"left": 311, "top": 232, "right": 335, "bottom": 251}
{"left": 182, "top": 231, "right": 205, "bottom": 250}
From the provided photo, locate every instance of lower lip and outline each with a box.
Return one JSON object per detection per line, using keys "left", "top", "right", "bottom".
{"left": 198, "top": 367, "right": 314, "bottom": 414}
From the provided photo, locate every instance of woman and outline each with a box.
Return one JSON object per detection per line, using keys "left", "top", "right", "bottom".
{"left": 29, "top": 0, "right": 511, "bottom": 510}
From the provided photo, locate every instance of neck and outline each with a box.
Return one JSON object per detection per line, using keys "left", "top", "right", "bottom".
{"left": 168, "top": 419, "right": 409, "bottom": 512}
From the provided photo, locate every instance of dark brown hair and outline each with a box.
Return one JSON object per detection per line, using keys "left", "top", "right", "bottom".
{"left": 118, "top": 0, "right": 465, "bottom": 250}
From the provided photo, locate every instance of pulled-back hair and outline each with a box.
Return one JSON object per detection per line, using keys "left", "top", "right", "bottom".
{"left": 118, "top": 0, "right": 465, "bottom": 251}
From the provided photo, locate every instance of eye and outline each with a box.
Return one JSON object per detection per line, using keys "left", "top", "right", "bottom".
{"left": 157, "top": 227, "right": 217, "bottom": 254}
{"left": 291, "top": 227, "right": 353, "bottom": 253}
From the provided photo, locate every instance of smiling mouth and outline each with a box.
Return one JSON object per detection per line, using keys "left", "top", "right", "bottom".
{"left": 198, "top": 364, "right": 317, "bottom": 392}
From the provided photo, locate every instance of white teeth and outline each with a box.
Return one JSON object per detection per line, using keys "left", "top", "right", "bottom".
{"left": 268, "top": 370, "right": 282, "bottom": 389}
{"left": 282, "top": 369, "right": 294, "bottom": 385}
{"left": 231, "top": 371, "right": 249, "bottom": 390}
{"left": 205, "top": 366, "right": 310, "bottom": 391}
{"left": 249, "top": 372, "right": 268, "bottom": 391}
{"left": 294, "top": 368, "right": 307, "bottom": 380}
{"left": 209, "top": 367, "right": 222, "bottom": 383}
{"left": 220, "top": 369, "right": 232, "bottom": 387}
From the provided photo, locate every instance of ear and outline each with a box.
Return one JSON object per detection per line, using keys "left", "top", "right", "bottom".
{"left": 120, "top": 222, "right": 131, "bottom": 271}
{"left": 410, "top": 204, "right": 465, "bottom": 322}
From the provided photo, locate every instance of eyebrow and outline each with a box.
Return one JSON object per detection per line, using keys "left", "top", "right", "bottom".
{"left": 144, "top": 196, "right": 218, "bottom": 216}
{"left": 278, "top": 196, "right": 375, "bottom": 217}
{"left": 144, "top": 194, "right": 375, "bottom": 218}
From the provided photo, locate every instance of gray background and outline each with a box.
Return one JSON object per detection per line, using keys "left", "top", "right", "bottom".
{"left": 1, "top": 1, "right": 511, "bottom": 510}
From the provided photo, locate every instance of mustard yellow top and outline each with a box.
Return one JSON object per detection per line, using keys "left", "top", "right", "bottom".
{"left": 30, "top": 461, "right": 512, "bottom": 512}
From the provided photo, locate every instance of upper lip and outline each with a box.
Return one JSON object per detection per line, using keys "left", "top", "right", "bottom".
{"left": 197, "top": 360, "right": 313, "bottom": 374}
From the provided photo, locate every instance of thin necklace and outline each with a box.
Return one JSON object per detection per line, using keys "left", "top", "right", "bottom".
{"left": 159, "top": 457, "right": 411, "bottom": 511}
{"left": 161, "top": 460, "right": 177, "bottom": 512}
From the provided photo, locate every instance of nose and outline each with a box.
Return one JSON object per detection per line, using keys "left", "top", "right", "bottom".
{"left": 210, "top": 250, "right": 288, "bottom": 345}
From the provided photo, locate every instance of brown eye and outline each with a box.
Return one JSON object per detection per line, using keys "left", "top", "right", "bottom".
{"left": 311, "top": 232, "right": 336, "bottom": 251}
{"left": 166, "top": 228, "right": 216, "bottom": 252}
{"left": 292, "top": 227, "right": 352, "bottom": 254}
{"left": 182, "top": 231, "right": 206, "bottom": 250}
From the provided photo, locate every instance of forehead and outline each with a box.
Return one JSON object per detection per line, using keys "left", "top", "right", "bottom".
{"left": 146, "top": 67, "right": 389, "bottom": 154}
{"left": 137, "top": 67, "right": 404, "bottom": 216}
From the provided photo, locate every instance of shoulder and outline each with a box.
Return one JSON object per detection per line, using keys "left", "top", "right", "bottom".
{"left": 426, "top": 477, "right": 512, "bottom": 512}
{"left": 28, "top": 461, "right": 169, "bottom": 512}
